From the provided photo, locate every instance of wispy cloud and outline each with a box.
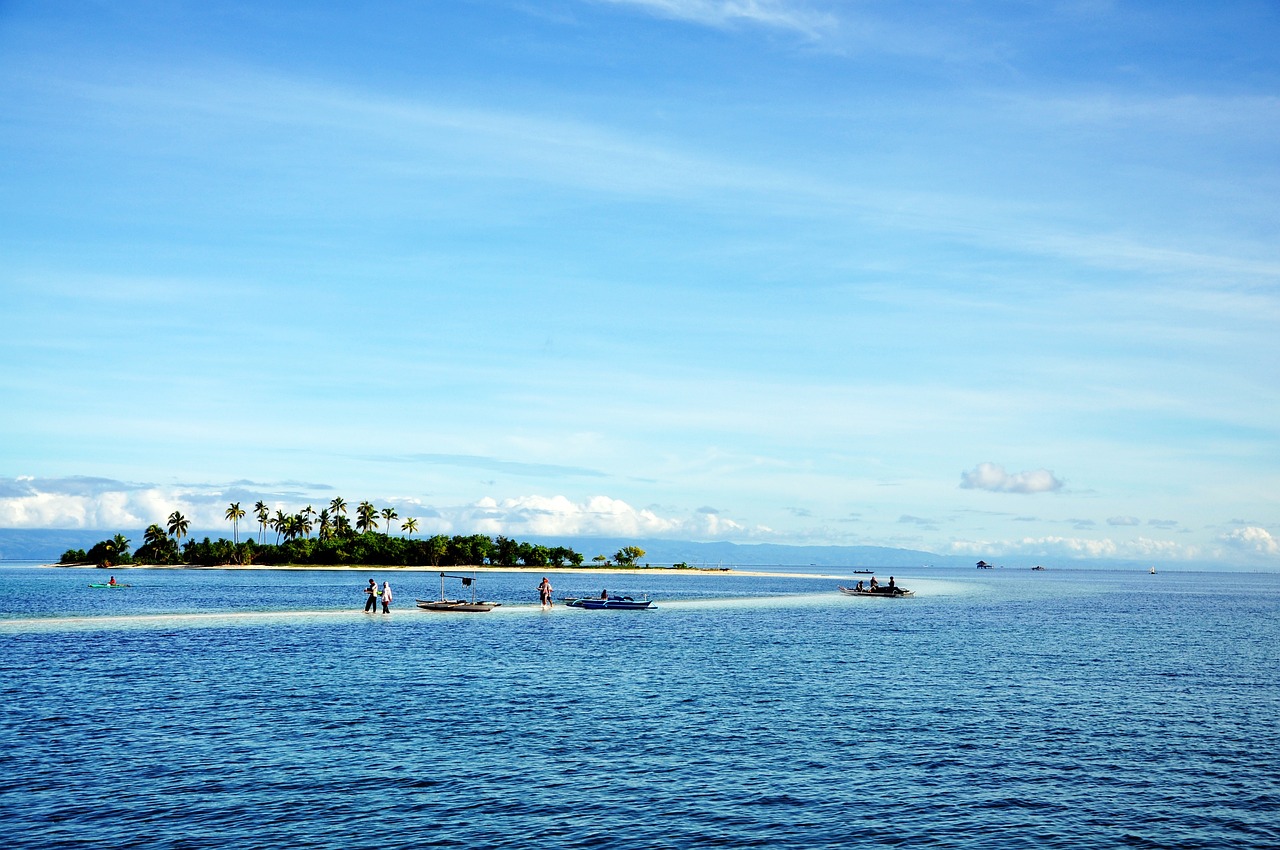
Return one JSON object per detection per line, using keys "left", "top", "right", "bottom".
{"left": 389, "top": 453, "right": 608, "bottom": 480}
{"left": 37, "top": 64, "right": 1278, "bottom": 291}
{"left": 960, "top": 462, "right": 1064, "bottom": 494}
{"left": 592, "top": 0, "right": 836, "bottom": 37}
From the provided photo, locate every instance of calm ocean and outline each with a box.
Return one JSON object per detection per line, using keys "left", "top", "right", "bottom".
{"left": 1, "top": 564, "right": 1277, "bottom": 849}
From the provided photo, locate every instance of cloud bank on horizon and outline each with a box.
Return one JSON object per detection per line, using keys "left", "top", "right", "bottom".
{"left": 0, "top": 1, "right": 1276, "bottom": 567}
{"left": 2, "top": 475, "right": 1275, "bottom": 567}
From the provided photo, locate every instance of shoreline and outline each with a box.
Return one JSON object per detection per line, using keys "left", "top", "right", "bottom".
{"left": 45, "top": 563, "right": 845, "bottom": 580}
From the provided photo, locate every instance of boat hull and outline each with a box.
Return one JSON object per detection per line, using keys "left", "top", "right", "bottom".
{"left": 564, "top": 597, "right": 653, "bottom": 610}
{"left": 415, "top": 599, "right": 499, "bottom": 612}
{"left": 838, "top": 586, "right": 913, "bottom": 598}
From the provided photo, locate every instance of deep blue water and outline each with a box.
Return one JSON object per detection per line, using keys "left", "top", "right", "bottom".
{"left": 1, "top": 564, "right": 1278, "bottom": 849}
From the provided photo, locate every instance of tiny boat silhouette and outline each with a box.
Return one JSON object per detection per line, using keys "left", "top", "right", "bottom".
{"left": 838, "top": 584, "right": 913, "bottom": 598}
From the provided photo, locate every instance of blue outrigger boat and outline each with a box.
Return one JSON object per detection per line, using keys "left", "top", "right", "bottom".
{"left": 564, "top": 595, "right": 653, "bottom": 610}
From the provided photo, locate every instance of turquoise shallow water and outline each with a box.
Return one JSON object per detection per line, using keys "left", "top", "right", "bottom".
{"left": 1, "top": 565, "right": 1278, "bottom": 848}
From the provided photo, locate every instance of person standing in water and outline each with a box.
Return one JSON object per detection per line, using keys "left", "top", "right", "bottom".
{"left": 381, "top": 581, "right": 393, "bottom": 614}
{"left": 363, "top": 579, "right": 379, "bottom": 612}
{"left": 538, "top": 577, "right": 553, "bottom": 608}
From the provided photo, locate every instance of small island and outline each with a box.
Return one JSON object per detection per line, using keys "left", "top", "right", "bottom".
{"left": 59, "top": 498, "right": 666, "bottom": 571}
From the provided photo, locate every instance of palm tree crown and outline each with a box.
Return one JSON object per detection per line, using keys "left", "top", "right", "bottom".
{"left": 356, "top": 501, "right": 378, "bottom": 534}
{"left": 225, "top": 502, "right": 246, "bottom": 545}
{"left": 167, "top": 511, "right": 190, "bottom": 558}
{"left": 254, "top": 501, "right": 269, "bottom": 544}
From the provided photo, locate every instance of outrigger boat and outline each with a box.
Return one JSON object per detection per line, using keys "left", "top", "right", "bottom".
{"left": 838, "top": 584, "right": 914, "bottom": 598}
{"left": 416, "top": 572, "right": 500, "bottom": 612}
{"left": 88, "top": 583, "right": 130, "bottom": 588}
{"left": 563, "top": 594, "right": 653, "bottom": 610}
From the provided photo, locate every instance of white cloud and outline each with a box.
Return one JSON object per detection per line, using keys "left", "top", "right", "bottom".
{"left": 0, "top": 477, "right": 156, "bottom": 528}
{"left": 594, "top": 0, "right": 835, "bottom": 37}
{"left": 424, "top": 494, "right": 754, "bottom": 539}
{"left": 0, "top": 478, "right": 758, "bottom": 541}
{"left": 0, "top": 477, "right": 317, "bottom": 531}
{"left": 1221, "top": 526, "right": 1279, "bottom": 555}
{"left": 1107, "top": 515, "right": 1141, "bottom": 526}
{"left": 960, "top": 462, "right": 1063, "bottom": 494}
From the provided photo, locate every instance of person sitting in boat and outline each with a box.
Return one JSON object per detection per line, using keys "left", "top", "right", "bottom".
{"left": 108, "top": 576, "right": 117, "bottom": 586}
{"left": 600, "top": 589, "right": 609, "bottom": 599}
{"left": 868, "top": 576, "right": 879, "bottom": 590}
{"left": 855, "top": 580, "right": 864, "bottom": 592}
{"left": 888, "top": 576, "right": 896, "bottom": 592}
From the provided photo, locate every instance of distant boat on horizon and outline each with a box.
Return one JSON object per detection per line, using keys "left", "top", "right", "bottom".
{"left": 1150, "top": 566, "right": 1157, "bottom": 574}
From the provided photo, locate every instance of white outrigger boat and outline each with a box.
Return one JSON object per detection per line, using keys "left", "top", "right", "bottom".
{"left": 416, "top": 572, "right": 500, "bottom": 612}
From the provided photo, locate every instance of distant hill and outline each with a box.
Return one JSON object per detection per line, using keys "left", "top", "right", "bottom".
{"left": 535, "top": 537, "right": 968, "bottom": 569}
{"left": 0, "top": 528, "right": 136, "bottom": 561}
{"left": 0, "top": 528, "right": 1191, "bottom": 571}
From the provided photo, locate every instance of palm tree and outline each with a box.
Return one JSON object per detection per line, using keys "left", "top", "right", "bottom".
{"left": 296, "top": 510, "right": 314, "bottom": 540}
{"left": 140, "top": 523, "right": 171, "bottom": 563}
{"left": 167, "top": 511, "right": 189, "bottom": 555}
{"left": 112, "top": 533, "right": 131, "bottom": 561}
{"left": 381, "top": 507, "right": 398, "bottom": 536}
{"left": 401, "top": 517, "right": 418, "bottom": 537}
{"left": 143, "top": 524, "right": 167, "bottom": 549}
{"left": 225, "top": 502, "right": 246, "bottom": 545}
{"left": 271, "top": 510, "right": 288, "bottom": 545}
{"left": 356, "top": 501, "right": 378, "bottom": 534}
{"left": 254, "top": 501, "right": 269, "bottom": 544}
{"left": 329, "top": 497, "right": 347, "bottom": 519}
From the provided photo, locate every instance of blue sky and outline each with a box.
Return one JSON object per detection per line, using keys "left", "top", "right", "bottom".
{"left": 2, "top": 1, "right": 1277, "bottom": 566}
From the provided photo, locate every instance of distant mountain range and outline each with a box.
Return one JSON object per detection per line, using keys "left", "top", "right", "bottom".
{"left": 11, "top": 529, "right": 1235, "bottom": 571}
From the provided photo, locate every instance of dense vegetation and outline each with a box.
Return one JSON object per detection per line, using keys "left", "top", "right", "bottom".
{"left": 58, "top": 498, "right": 649, "bottom": 569}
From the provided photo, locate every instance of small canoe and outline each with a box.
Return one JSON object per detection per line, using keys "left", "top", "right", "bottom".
{"left": 88, "top": 583, "right": 131, "bottom": 588}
